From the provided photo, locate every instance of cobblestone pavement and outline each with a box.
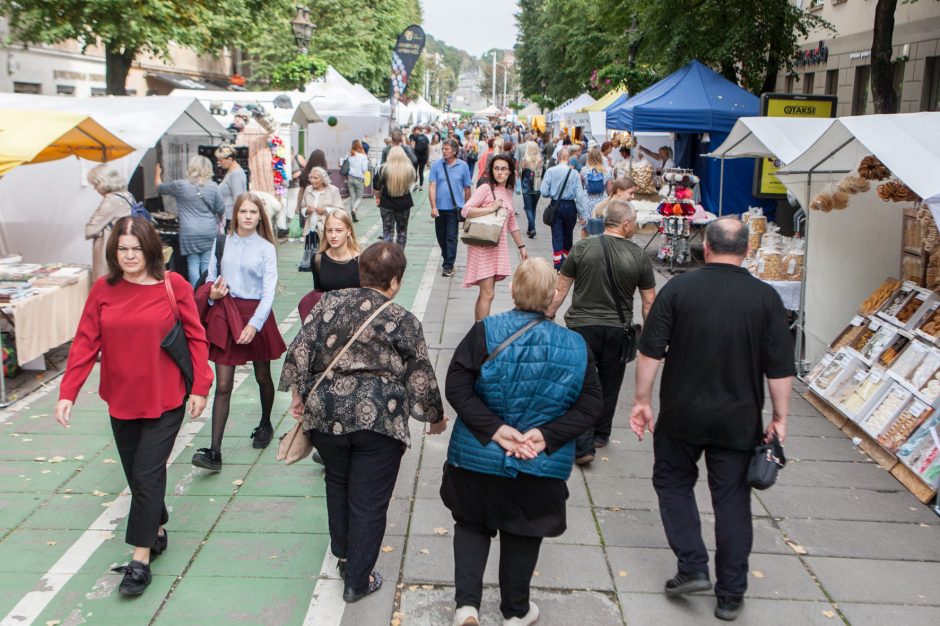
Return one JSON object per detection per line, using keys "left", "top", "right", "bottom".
{"left": 0, "top": 189, "right": 938, "bottom": 626}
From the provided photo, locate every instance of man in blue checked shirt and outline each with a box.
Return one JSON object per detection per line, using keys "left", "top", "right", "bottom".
{"left": 540, "top": 147, "right": 588, "bottom": 270}
{"left": 429, "top": 139, "right": 472, "bottom": 277}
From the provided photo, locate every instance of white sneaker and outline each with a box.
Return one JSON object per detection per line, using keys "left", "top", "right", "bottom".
{"left": 453, "top": 605, "right": 480, "bottom": 626}
{"left": 503, "top": 601, "right": 539, "bottom": 626}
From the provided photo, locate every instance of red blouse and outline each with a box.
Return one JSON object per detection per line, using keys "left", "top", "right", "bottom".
{"left": 59, "top": 272, "right": 213, "bottom": 419}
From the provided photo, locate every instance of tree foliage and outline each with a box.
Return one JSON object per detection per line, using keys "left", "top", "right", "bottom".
{"left": 269, "top": 54, "right": 328, "bottom": 90}
{"left": 515, "top": 0, "right": 832, "bottom": 106}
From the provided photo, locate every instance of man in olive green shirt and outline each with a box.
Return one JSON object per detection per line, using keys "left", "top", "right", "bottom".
{"left": 545, "top": 199, "right": 656, "bottom": 463}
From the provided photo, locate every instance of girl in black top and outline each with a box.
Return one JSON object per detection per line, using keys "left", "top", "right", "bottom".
{"left": 313, "top": 209, "right": 362, "bottom": 292}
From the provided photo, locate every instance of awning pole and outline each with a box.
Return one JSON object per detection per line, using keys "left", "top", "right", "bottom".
{"left": 719, "top": 157, "right": 725, "bottom": 216}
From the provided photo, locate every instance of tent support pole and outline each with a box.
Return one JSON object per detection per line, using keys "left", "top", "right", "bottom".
{"left": 74, "top": 126, "right": 110, "bottom": 161}
{"left": 183, "top": 111, "right": 223, "bottom": 140}
{"left": 719, "top": 157, "right": 725, "bottom": 216}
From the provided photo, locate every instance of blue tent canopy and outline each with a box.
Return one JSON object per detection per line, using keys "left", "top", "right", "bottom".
{"left": 606, "top": 60, "right": 759, "bottom": 133}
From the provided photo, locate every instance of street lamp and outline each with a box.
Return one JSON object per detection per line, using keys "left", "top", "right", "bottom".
{"left": 290, "top": 6, "right": 315, "bottom": 54}
{"left": 495, "top": 62, "right": 508, "bottom": 109}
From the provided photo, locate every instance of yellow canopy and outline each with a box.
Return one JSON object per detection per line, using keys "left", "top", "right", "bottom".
{"left": 530, "top": 115, "right": 546, "bottom": 133}
{"left": 0, "top": 109, "right": 134, "bottom": 177}
{"left": 580, "top": 89, "right": 628, "bottom": 112}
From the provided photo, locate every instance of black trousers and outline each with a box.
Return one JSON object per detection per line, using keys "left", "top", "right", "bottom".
{"left": 573, "top": 326, "right": 628, "bottom": 457}
{"left": 416, "top": 155, "right": 429, "bottom": 186}
{"left": 435, "top": 210, "right": 459, "bottom": 271}
{"left": 652, "top": 433, "right": 753, "bottom": 600}
{"left": 308, "top": 429, "right": 405, "bottom": 593}
{"left": 110, "top": 404, "right": 185, "bottom": 547}
{"left": 453, "top": 517, "right": 542, "bottom": 619}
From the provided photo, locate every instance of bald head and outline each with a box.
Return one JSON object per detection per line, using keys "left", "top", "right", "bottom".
{"left": 704, "top": 217, "right": 749, "bottom": 258}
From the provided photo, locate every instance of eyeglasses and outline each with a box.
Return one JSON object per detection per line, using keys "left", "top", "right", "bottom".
{"left": 493, "top": 166, "right": 510, "bottom": 172}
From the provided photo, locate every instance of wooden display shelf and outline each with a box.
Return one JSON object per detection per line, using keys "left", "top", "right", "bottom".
{"left": 803, "top": 390, "right": 937, "bottom": 504}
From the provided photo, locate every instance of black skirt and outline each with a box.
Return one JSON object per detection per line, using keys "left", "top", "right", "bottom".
{"left": 439, "top": 463, "right": 569, "bottom": 538}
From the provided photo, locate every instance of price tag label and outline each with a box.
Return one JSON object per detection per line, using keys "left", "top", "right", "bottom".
{"left": 869, "top": 319, "right": 883, "bottom": 331}
{"left": 909, "top": 400, "right": 928, "bottom": 417}
{"left": 850, "top": 315, "right": 864, "bottom": 326}
{"left": 869, "top": 370, "right": 884, "bottom": 383}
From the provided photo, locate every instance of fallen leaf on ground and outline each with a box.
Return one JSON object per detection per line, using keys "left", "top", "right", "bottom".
{"left": 73, "top": 455, "right": 85, "bottom": 461}
{"left": 62, "top": 495, "right": 71, "bottom": 499}
{"left": 10, "top": 433, "right": 20, "bottom": 437}
{"left": 751, "top": 570, "right": 764, "bottom": 578}
{"left": 601, "top": 457, "right": 609, "bottom": 462}
{"left": 91, "top": 489, "right": 108, "bottom": 497}
{"left": 607, "top": 507, "right": 621, "bottom": 512}
{"left": 232, "top": 479, "right": 244, "bottom": 486}
{"left": 382, "top": 545, "right": 395, "bottom": 553}
{"left": 611, "top": 440, "right": 621, "bottom": 444}
{"left": 49, "top": 456, "right": 65, "bottom": 463}
{"left": 21, "top": 438, "right": 32, "bottom": 442}
{"left": 270, "top": 555, "right": 277, "bottom": 560}
{"left": 46, "top": 541, "right": 57, "bottom": 546}
{"left": 618, "top": 570, "right": 628, "bottom": 577}
{"left": 102, "top": 458, "right": 117, "bottom": 464}
{"left": 920, "top": 523, "right": 929, "bottom": 528}
{"left": 418, "top": 548, "right": 429, "bottom": 555}
{"left": 421, "top": 584, "right": 433, "bottom": 590}
{"left": 822, "top": 610, "right": 835, "bottom": 618}
{"left": 533, "top": 570, "right": 539, "bottom": 577}
{"left": 390, "top": 620, "right": 401, "bottom": 626}
{"left": 46, "top": 620, "right": 61, "bottom": 626}
{"left": 433, "top": 527, "right": 449, "bottom": 536}
{"left": 784, "top": 539, "right": 807, "bottom": 555}
{"left": 62, "top": 488, "right": 73, "bottom": 493}
{"left": 186, "top": 443, "right": 194, "bottom": 448}
{"left": 40, "top": 470, "right": 51, "bottom": 474}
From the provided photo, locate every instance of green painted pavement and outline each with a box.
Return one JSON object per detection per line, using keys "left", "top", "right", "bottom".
{"left": 0, "top": 189, "right": 440, "bottom": 625}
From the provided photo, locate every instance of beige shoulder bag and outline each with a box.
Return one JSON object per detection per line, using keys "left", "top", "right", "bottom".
{"left": 277, "top": 299, "right": 394, "bottom": 464}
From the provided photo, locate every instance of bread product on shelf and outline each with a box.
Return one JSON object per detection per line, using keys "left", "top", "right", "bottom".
{"left": 830, "top": 318, "right": 866, "bottom": 353}
{"left": 632, "top": 161, "right": 656, "bottom": 195}
{"left": 857, "top": 325, "right": 896, "bottom": 362}
{"left": 861, "top": 384, "right": 912, "bottom": 436}
{"left": 859, "top": 278, "right": 902, "bottom": 315}
{"left": 920, "top": 369, "right": 940, "bottom": 403}
{"left": 895, "top": 413, "right": 940, "bottom": 485}
{"left": 916, "top": 304, "right": 940, "bottom": 340}
{"left": 838, "top": 369, "right": 888, "bottom": 418}
{"left": 889, "top": 339, "right": 931, "bottom": 379}
{"left": 880, "top": 284, "right": 916, "bottom": 319}
{"left": 756, "top": 249, "right": 785, "bottom": 281}
{"left": 880, "top": 399, "right": 933, "bottom": 453}
{"left": 878, "top": 334, "right": 911, "bottom": 368}
{"left": 783, "top": 245, "right": 804, "bottom": 281}
{"left": 877, "top": 180, "right": 921, "bottom": 203}
{"left": 837, "top": 175, "right": 871, "bottom": 195}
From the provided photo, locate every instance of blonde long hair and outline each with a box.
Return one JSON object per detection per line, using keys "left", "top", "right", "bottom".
{"left": 317, "top": 209, "right": 362, "bottom": 255}
{"left": 586, "top": 147, "right": 605, "bottom": 172}
{"left": 522, "top": 141, "right": 542, "bottom": 170}
{"left": 383, "top": 146, "right": 415, "bottom": 197}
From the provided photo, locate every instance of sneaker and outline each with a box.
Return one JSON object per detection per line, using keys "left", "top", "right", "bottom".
{"left": 191, "top": 447, "right": 222, "bottom": 472}
{"left": 664, "top": 572, "right": 712, "bottom": 596}
{"left": 442, "top": 268, "right": 454, "bottom": 277}
{"left": 151, "top": 529, "right": 168, "bottom": 559}
{"left": 503, "top": 601, "right": 539, "bottom": 626}
{"left": 527, "top": 230, "right": 536, "bottom": 239}
{"left": 715, "top": 597, "right": 744, "bottom": 621}
{"left": 113, "top": 560, "right": 151, "bottom": 596}
{"left": 351, "top": 210, "right": 359, "bottom": 223}
{"left": 593, "top": 438, "right": 609, "bottom": 449}
{"left": 575, "top": 454, "right": 594, "bottom": 465}
{"left": 454, "top": 606, "right": 480, "bottom": 626}
{"left": 343, "top": 570, "right": 383, "bottom": 603}
{"left": 251, "top": 423, "right": 273, "bottom": 449}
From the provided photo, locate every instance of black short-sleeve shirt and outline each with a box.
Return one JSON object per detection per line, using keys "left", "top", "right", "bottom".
{"left": 638, "top": 263, "right": 795, "bottom": 450}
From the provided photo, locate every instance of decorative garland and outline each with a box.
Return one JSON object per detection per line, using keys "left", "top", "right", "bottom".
{"left": 270, "top": 135, "right": 288, "bottom": 199}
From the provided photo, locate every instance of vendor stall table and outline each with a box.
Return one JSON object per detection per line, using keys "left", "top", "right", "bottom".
{"left": 761, "top": 279, "right": 802, "bottom": 312}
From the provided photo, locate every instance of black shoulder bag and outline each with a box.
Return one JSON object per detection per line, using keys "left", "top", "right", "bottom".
{"left": 484, "top": 317, "right": 547, "bottom": 364}
{"left": 542, "top": 169, "right": 572, "bottom": 227}
{"left": 599, "top": 235, "right": 641, "bottom": 364}
{"left": 747, "top": 434, "right": 786, "bottom": 490}
{"left": 161, "top": 273, "right": 194, "bottom": 395}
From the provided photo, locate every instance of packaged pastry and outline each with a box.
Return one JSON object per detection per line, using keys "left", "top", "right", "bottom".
{"left": 756, "top": 249, "right": 785, "bottom": 281}
{"left": 915, "top": 303, "right": 940, "bottom": 341}
{"left": 878, "top": 282, "right": 916, "bottom": 319}
{"left": 880, "top": 399, "right": 933, "bottom": 452}
{"left": 857, "top": 325, "right": 896, "bottom": 362}
{"left": 838, "top": 369, "right": 888, "bottom": 418}
{"left": 877, "top": 334, "right": 911, "bottom": 367}
{"left": 811, "top": 351, "right": 855, "bottom": 394}
{"left": 888, "top": 339, "right": 931, "bottom": 379}
{"left": 909, "top": 350, "right": 940, "bottom": 389}
{"left": 894, "top": 292, "right": 926, "bottom": 324}
{"left": 827, "top": 362, "right": 870, "bottom": 403}
{"left": 782, "top": 246, "right": 804, "bottom": 281}
{"left": 859, "top": 278, "right": 902, "bottom": 315}
{"left": 896, "top": 413, "right": 940, "bottom": 489}
{"left": 851, "top": 318, "right": 883, "bottom": 354}
{"left": 920, "top": 369, "right": 940, "bottom": 403}
{"left": 830, "top": 316, "right": 866, "bottom": 353}
{"left": 807, "top": 354, "right": 834, "bottom": 383}
{"left": 861, "top": 383, "right": 912, "bottom": 435}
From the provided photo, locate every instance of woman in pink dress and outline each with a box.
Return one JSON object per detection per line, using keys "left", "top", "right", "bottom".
{"left": 461, "top": 153, "right": 529, "bottom": 320}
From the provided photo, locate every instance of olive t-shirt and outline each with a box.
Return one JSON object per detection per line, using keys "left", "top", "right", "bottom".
{"left": 560, "top": 235, "right": 656, "bottom": 328}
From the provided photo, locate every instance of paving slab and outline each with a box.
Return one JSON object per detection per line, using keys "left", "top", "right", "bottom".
{"left": 837, "top": 602, "right": 940, "bottom": 626}
{"left": 778, "top": 518, "right": 940, "bottom": 560}
{"left": 756, "top": 485, "right": 938, "bottom": 524}
{"left": 213, "top": 494, "right": 329, "bottom": 534}
{"left": 775, "top": 459, "right": 901, "bottom": 490}
{"left": 617, "top": 592, "right": 838, "bottom": 626}
{"left": 805, "top": 556, "right": 940, "bottom": 605}
{"left": 185, "top": 530, "right": 328, "bottom": 579}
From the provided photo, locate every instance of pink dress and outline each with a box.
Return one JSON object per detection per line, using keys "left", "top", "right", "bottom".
{"left": 461, "top": 184, "right": 519, "bottom": 288}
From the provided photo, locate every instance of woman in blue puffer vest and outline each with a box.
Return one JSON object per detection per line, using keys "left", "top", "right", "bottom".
{"left": 441, "top": 257, "right": 603, "bottom": 626}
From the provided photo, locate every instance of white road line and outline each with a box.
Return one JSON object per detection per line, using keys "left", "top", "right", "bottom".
{"left": 1, "top": 311, "right": 300, "bottom": 626}
{"left": 302, "top": 244, "right": 439, "bottom": 626}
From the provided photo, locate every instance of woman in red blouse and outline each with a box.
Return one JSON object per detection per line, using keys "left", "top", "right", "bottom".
{"left": 54, "top": 217, "right": 213, "bottom": 597}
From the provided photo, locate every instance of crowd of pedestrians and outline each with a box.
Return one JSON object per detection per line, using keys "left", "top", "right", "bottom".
{"left": 56, "top": 119, "right": 794, "bottom": 625}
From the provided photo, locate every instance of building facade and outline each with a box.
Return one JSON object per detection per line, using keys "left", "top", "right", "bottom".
{"left": 0, "top": 18, "right": 233, "bottom": 97}
{"left": 778, "top": 0, "right": 940, "bottom": 115}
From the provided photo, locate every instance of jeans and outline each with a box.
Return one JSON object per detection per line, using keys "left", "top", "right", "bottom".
{"left": 522, "top": 192, "right": 540, "bottom": 235}
{"left": 573, "top": 326, "right": 629, "bottom": 457}
{"left": 435, "top": 210, "right": 460, "bottom": 270}
{"left": 185, "top": 249, "right": 212, "bottom": 286}
{"left": 652, "top": 433, "right": 753, "bottom": 600}
{"left": 308, "top": 429, "right": 405, "bottom": 594}
{"left": 347, "top": 177, "right": 365, "bottom": 213}
{"left": 110, "top": 404, "right": 185, "bottom": 547}
{"left": 550, "top": 200, "right": 578, "bottom": 269}
{"left": 453, "top": 517, "right": 542, "bottom": 619}
{"left": 380, "top": 206, "right": 410, "bottom": 248}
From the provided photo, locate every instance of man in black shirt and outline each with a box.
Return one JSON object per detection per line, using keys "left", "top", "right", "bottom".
{"left": 409, "top": 126, "right": 430, "bottom": 191}
{"left": 631, "top": 218, "right": 794, "bottom": 622}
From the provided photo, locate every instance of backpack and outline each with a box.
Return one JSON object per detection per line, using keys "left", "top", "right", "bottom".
{"left": 414, "top": 134, "right": 429, "bottom": 155}
{"left": 117, "top": 193, "right": 152, "bottom": 222}
{"left": 585, "top": 168, "right": 606, "bottom": 195}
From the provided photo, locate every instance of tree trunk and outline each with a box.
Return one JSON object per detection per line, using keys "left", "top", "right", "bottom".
{"left": 105, "top": 45, "right": 136, "bottom": 95}
{"left": 871, "top": 0, "right": 899, "bottom": 113}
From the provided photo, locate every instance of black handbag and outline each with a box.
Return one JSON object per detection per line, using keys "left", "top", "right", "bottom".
{"left": 298, "top": 232, "right": 318, "bottom": 272}
{"left": 161, "top": 273, "right": 194, "bottom": 395}
{"left": 339, "top": 157, "right": 350, "bottom": 177}
{"left": 747, "top": 434, "right": 786, "bottom": 490}
{"left": 542, "top": 169, "right": 572, "bottom": 226}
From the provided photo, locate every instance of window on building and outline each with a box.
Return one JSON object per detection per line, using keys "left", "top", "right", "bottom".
{"left": 892, "top": 61, "right": 905, "bottom": 105}
{"left": 785, "top": 75, "right": 795, "bottom": 93}
{"left": 922, "top": 57, "right": 940, "bottom": 111}
{"left": 13, "top": 82, "right": 41, "bottom": 94}
{"left": 803, "top": 72, "right": 815, "bottom": 94}
{"left": 56, "top": 85, "right": 75, "bottom": 96}
{"left": 852, "top": 65, "right": 871, "bottom": 115}
{"left": 825, "top": 69, "right": 839, "bottom": 96}
{"left": 91, "top": 87, "right": 107, "bottom": 97}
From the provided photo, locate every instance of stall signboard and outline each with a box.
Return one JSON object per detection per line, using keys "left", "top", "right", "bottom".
{"left": 754, "top": 93, "right": 837, "bottom": 198}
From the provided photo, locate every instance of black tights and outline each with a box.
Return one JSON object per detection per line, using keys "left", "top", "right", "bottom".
{"left": 210, "top": 361, "right": 275, "bottom": 452}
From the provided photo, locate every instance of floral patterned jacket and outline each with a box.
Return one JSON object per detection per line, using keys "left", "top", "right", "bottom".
{"left": 278, "top": 287, "right": 443, "bottom": 446}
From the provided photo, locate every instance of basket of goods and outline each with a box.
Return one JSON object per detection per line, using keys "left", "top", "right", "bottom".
{"left": 631, "top": 161, "right": 656, "bottom": 195}
{"left": 858, "top": 155, "right": 891, "bottom": 181}
{"left": 859, "top": 278, "right": 902, "bottom": 316}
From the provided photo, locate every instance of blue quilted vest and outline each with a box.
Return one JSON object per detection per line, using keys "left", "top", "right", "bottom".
{"left": 447, "top": 309, "right": 587, "bottom": 480}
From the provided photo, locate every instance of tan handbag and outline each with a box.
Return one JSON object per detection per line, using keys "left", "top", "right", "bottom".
{"left": 460, "top": 185, "right": 507, "bottom": 247}
{"left": 277, "top": 299, "right": 394, "bottom": 464}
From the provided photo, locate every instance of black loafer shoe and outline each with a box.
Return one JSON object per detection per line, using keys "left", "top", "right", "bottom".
{"left": 114, "top": 560, "right": 152, "bottom": 596}
{"left": 151, "top": 529, "right": 168, "bottom": 559}
{"left": 593, "top": 438, "right": 609, "bottom": 448}
{"left": 715, "top": 597, "right": 744, "bottom": 621}
{"left": 575, "top": 454, "right": 594, "bottom": 466}
{"left": 251, "top": 424, "right": 274, "bottom": 449}
{"left": 192, "top": 447, "right": 222, "bottom": 472}
{"left": 343, "top": 570, "right": 382, "bottom": 603}
{"left": 665, "top": 572, "right": 712, "bottom": 596}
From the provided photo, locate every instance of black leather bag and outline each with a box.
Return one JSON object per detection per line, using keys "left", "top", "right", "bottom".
{"left": 298, "top": 232, "right": 318, "bottom": 272}
{"left": 542, "top": 169, "right": 573, "bottom": 226}
{"left": 161, "top": 273, "right": 194, "bottom": 395}
{"left": 747, "top": 434, "right": 786, "bottom": 490}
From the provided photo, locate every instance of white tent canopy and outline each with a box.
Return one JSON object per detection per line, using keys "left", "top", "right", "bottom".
{"left": 546, "top": 93, "right": 596, "bottom": 124}
{"left": 168, "top": 88, "right": 322, "bottom": 128}
{"left": 474, "top": 104, "right": 503, "bottom": 118}
{"left": 518, "top": 103, "right": 543, "bottom": 117}
{"left": 410, "top": 96, "right": 442, "bottom": 124}
{"left": 709, "top": 117, "right": 836, "bottom": 163}
{"left": 0, "top": 95, "right": 228, "bottom": 264}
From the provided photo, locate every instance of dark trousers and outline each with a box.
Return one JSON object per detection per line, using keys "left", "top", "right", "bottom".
{"left": 453, "top": 518, "right": 542, "bottom": 619}
{"left": 380, "top": 206, "right": 410, "bottom": 248}
{"left": 550, "top": 200, "right": 578, "bottom": 269}
{"left": 435, "top": 209, "right": 460, "bottom": 270}
{"left": 110, "top": 404, "right": 185, "bottom": 547}
{"left": 573, "top": 326, "right": 628, "bottom": 457}
{"left": 522, "top": 192, "right": 539, "bottom": 235}
{"left": 308, "top": 429, "right": 405, "bottom": 593}
{"left": 652, "top": 433, "right": 753, "bottom": 600}
{"left": 416, "top": 155, "right": 429, "bottom": 186}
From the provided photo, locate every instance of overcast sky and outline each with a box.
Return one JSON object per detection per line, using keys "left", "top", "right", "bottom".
{"left": 420, "top": 0, "right": 519, "bottom": 58}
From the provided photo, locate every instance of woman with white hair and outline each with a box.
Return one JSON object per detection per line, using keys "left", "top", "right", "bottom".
{"left": 85, "top": 164, "right": 136, "bottom": 280}
{"left": 155, "top": 157, "right": 225, "bottom": 286}
{"left": 300, "top": 166, "right": 343, "bottom": 273}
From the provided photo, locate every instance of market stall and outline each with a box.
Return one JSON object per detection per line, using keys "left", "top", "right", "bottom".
{"left": 563, "top": 89, "right": 627, "bottom": 143}
{"left": 546, "top": 93, "right": 595, "bottom": 136}
{"left": 773, "top": 111, "right": 940, "bottom": 503}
